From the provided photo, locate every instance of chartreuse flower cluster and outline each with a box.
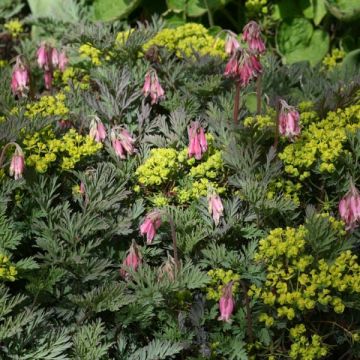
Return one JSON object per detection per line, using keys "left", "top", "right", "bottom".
{"left": 245, "top": 0, "right": 269, "bottom": 16}
{"left": 289, "top": 325, "right": 328, "bottom": 359}
{"left": 79, "top": 43, "right": 107, "bottom": 66}
{"left": 24, "top": 93, "right": 69, "bottom": 118}
{"left": 322, "top": 48, "right": 346, "bottom": 71}
{"left": 250, "top": 216, "right": 360, "bottom": 359}
{"left": 135, "top": 135, "right": 225, "bottom": 205}
{"left": 115, "top": 29, "right": 135, "bottom": 46}
{"left": 279, "top": 104, "right": 360, "bottom": 179}
{"left": 23, "top": 127, "right": 102, "bottom": 173}
{"left": 206, "top": 269, "right": 240, "bottom": 301}
{"left": 266, "top": 178, "right": 302, "bottom": 205}
{"left": 0, "top": 254, "right": 17, "bottom": 281}
{"left": 143, "top": 23, "right": 226, "bottom": 59}
{"left": 4, "top": 19, "right": 23, "bottom": 37}
{"left": 54, "top": 67, "right": 90, "bottom": 91}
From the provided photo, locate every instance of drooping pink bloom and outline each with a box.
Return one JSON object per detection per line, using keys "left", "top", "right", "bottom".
{"left": 225, "top": 33, "right": 240, "bottom": 55}
{"left": 119, "top": 129, "right": 135, "bottom": 155}
{"left": 51, "top": 48, "right": 59, "bottom": 68}
{"left": 218, "top": 281, "right": 235, "bottom": 322}
{"left": 120, "top": 241, "right": 142, "bottom": 279}
{"left": 37, "top": 43, "right": 49, "bottom": 69}
{"left": 278, "top": 100, "right": 300, "bottom": 138}
{"left": 140, "top": 210, "right": 162, "bottom": 244}
{"left": 11, "top": 56, "right": 30, "bottom": 97}
{"left": 188, "top": 122, "right": 208, "bottom": 160}
{"left": 242, "top": 21, "right": 266, "bottom": 54}
{"left": 79, "top": 181, "right": 86, "bottom": 195}
{"left": 339, "top": 183, "right": 360, "bottom": 230}
{"left": 112, "top": 139, "right": 126, "bottom": 159}
{"left": 58, "top": 51, "right": 68, "bottom": 72}
{"left": 44, "top": 70, "right": 53, "bottom": 90}
{"left": 238, "top": 53, "right": 262, "bottom": 86}
{"left": 224, "top": 54, "right": 238, "bottom": 77}
{"left": 142, "top": 70, "right": 165, "bottom": 104}
{"left": 110, "top": 128, "right": 136, "bottom": 159}
{"left": 208, "top": 192, "right": 224, "bottom": 226}
{"left": 89, "top": 118, "right": 107, "bottom": 143}
{"left": 9, "top": 147, "right": 25, "bottom": 180}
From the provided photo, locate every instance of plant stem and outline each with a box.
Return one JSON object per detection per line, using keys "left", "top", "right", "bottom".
{"left": 168, "top": 215, "right": 180, "bottom": 270}
{"left": 0, "top": 142, "right": 16, "bottom": 168}
{"left": 204, "top": 0, "right": 214, "bottom": 27}
{"left": 241, "top": 280, "right": 254, "bottom": 342}
{"left": 233, "top": 81, "right": 241, "bottom": 126}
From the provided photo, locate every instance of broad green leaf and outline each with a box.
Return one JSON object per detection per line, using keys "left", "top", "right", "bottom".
{"left": 277, "top": 18, "right": 313, "bottom": 56}
{"left": 281, "top": 29, "right": 329, "bottom": 66}
{"left": 313, "top": 0, "right": 327, "bottom": 25}
{"left": 271, "top": 0, "right": 303, "bottom": 20}
{"left": 326, "top": 0, "right": 360, "bottom": 21}
{"left": 341, "top": 49, "right": 360, "bottom": 72}
{"left": 300, "top": 0, "right": 314, "bottom": 19}
{"left": 167, "top": 0, "right": 229, "bottom": 17}
{"left": 92, "top": 0, "right": 141, "bottom": 21}
{"left": 27, "top": 0, "right": 79, "bottom": 21}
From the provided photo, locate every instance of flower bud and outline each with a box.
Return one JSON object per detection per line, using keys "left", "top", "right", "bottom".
{"left": 140, "top": 210, "right": 162, "bottom": 244}
{"left": 218, "top": 281, "right": 235, "bottom": 322}
{"left": 208, "top": 192, "right": 224, "bottom": 226}
{"left": 242, "top": 21, "right": 266, "bottom": 54}
{"left": 278, "top": 100, "right": 301, "bottom": 138}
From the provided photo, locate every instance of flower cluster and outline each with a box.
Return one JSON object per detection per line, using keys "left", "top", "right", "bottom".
{"left": 245, "top": 0, "right": 269, "bottom": 16}
{"left": 24, "top": 93, "right": 69, "bottom": 118}
{"left": 4, "top": 19, "right": 23, "bottom": 37}
{"left": 250, "top": 218, "right": 360, "bottom": 357}
{"left": 289, "top": 325, "right": 328, "bottom": 360}
{"left": 79, "top": 43, "right": 103, "bottom": 66}
{"left": 279, "top": 104, "right": 360, "bottom": 179}
{"left": 266, "top": 178, "right": 302, "bottom": 205}
{"left": 206, "top": 268, "right": 240, "bottom": 301}
{"left": 143, "top": 23, "right": 226, "bottom": 59}
{"left": 136, "top": 138, "right": 225, "bottom": 205}
{"left": 322, "top": 48, "right": 345, "bottom": 71}
{"left": 0, "top": 254, "right": 17, "bottom": 281}
{"left": 23, "top": 128, "right": 102, "bottom": 172}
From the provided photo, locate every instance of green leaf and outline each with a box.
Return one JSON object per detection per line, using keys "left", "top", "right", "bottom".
{"left": 27, "top": 0, "right": 80, "bottom": 22}
{"left": 271, "top": 0, "right": 303, "bottom": 20}
{"left": 277, "top": 18, "right": 313, "bottom": 56}
{"left": 277, "top": 18, "right": 329, "bottom": 66}
{"left": 92, "top": 0, "right": 141, "bottom": 21}
{"left": 341, "top": 49, "right": 360, "bottom": 73}
{"left": 166, "top": 0, "right": 229, "bottom": 17}
{"left": 326, "top": 0, "right": 360, "bottom": 22}
{"left": 313, "top": 0, "right": 327, "bottom": 25}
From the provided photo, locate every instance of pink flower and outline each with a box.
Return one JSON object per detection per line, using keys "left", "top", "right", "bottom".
{"left": 278, "top": 100, "right": 300, "bottom": 138}
{"left": 238, "top": 53, "right": 262, "bottom": 86}
{"left": 120, "top": 241, "right": 141, "bottom": 279}
{"left": 188, "top": 122, "right": 208, "bottom": 160}
{"left": 112, "top": 139, "right": 126, "bottom": 159}
{"left": 225, "top": 33, "right": 240, "bottom": 55}
{"left": 11, "top": 57, "right": 30, "bottom": 97}
{"left": 140, "top": 211, "right": 162, "bottom": 244}
{"left": 218, "top": 281, "right": 235, "bottom": 322}
{"left": 44, "top": 71, "right": 53, "bottom": 90}
{"left": 37, "top": 43, "right": 49, "bottom": 69}
{"left": 111, "top": 128, "right": 136, "bottom": 159}
{"left": 208, "top": 192, "right": 224, "bottom": 226}
{"left": 9, "top": 147, "right": 25, "bottom": 180}
{"left": 89, "top": 118, "right": 107, "bottom": 143}
{"left": 242, "top": 21, "right": 266, "bottom": 54}
{"left": 79, "top": 181, "right": 86, "bottom": 195}
{"left": 51, "top": 48, "right": 59, "bottom": 68}
{"left": 119, "top": 129, "right": 135, "bottom": 155}
{"left": 58, "top": 51, "right": 68, "bottom": 72}
{"left": 224, "top": 55, "right": 238, "bottom": 77}
{"left": 339, "top": 183, "right": 360, "bottom": 230}
{"left": 142, "top": 70, "right": 165, "bottom": 104}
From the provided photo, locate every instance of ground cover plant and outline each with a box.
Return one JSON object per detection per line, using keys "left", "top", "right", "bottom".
{"left": 2, "top": 7, "right": 360, "bottom": 360}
